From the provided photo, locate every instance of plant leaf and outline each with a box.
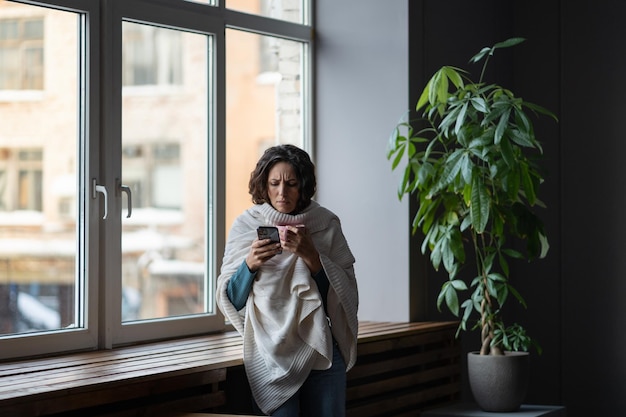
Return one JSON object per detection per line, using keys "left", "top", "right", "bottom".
{"left": 470, "top": 96, "right": 488, "bottom": 113}
{"left": 455, "top": 101, "right": 469, "bottom": 135}
{"left": 469, "top": 46, "right": 492, "bottom": 64}
{"left": 539, "top": 232, "right": 550, "bottom": 258}
{"left": 500, "top": 136, "right": 515, "bottom": 168}
{"left": 439, "top": 149, "right": 465, "bottom": 189}
{"left": 493, "top": 37, "right": 526, "bottom": 50}
{"left": 495, "top": 108, "right": 511, "bottom": 145}
{"left": 508, "top": 284, "right": 527, "bottom": 308}
{"left": 444, "top": 281, "right": 460, "bottom": 316}
{"left": 435, "top": 70, "right": 449, "bottom": 107}
{"left": 523, "top": 101, "right": 558, "bottom": 122}
{"left": 443, "top": 66, "right": 465, "bottom": 89}
{"left": 470, "top": 176, "right": 490, "bottom": 233}
{"left": 416, "top": 77, "right": 434, "bottom": 111}
{"left": 460, "top": 152, "right": 473, "bottom": 184}
{"left": 520, "top": 161, "right": 537, "bottom": 205}
{"left": 390, "top": 140, "right": 405, "bottom": 170}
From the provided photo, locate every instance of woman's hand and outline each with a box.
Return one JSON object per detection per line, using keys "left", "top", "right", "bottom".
{"left": 280, "top": 226, "right": 323, "bottom": 275}
{"left": 245, "top": 238, "right": 282, "bottom": 272}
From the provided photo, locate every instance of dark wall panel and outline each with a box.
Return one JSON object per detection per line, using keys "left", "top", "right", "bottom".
{"left": 408, "top": 0, "right": 626, "bottom": 414}
{"left": 510, "top": 1, "right": 562, "bottom": 407}
{"left": 561, "top": 0, "right": 626, "bottom": 415}
{"left": 410, "top": 0, "right": 612, "bottom": 417}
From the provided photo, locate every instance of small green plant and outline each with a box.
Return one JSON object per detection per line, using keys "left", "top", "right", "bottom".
{"left": 493, "top": 322, "right": 542, "bottom": 354}
{"left": 387, "top": 38, "right": 557, "bottom": 355}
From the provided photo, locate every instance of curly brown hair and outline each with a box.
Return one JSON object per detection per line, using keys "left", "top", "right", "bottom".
{"left": 248, "top": 144, "right": 317, "bottom": 214}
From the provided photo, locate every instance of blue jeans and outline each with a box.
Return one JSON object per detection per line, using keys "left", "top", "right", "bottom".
{"left": 255, "top": 342, "right": 347, "bottom": 416}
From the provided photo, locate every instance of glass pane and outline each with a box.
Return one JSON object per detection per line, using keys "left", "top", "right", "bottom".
{"left": 0, "top": 3, "right": 80, "bottom": 336}
{"left": 225, "top": 0, "right": 306, "bottom": 24}
{"left": 225, "top": 29, "right": 305, "bottom": 229}
{"left": 122, "top": 22, "right": 210, "bottom": 322}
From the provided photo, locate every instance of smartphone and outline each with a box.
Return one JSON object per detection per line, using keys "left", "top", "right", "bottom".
{"left": 257, "top": 226, "right": 282, "bottom": 254}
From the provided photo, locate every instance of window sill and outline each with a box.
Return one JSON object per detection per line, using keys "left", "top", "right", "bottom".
{"left": 0, "top": 321, "right": 460, "bottom": 416}
{"left": 0, "top": 330, "right": 243, "bottom": 416}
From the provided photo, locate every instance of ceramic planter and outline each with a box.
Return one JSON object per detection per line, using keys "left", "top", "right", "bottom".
{"left": 467, "top": 351, "right": 530, "bottom": 412}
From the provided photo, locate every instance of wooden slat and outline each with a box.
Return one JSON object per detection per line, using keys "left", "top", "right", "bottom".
{"left": 91, "top": 391, "right": 228, "bottom": 417}
{"left": 1, "top": 384, "right": 226, "bottom": 417}
{"left": 347, "top": 363, "right": 460, "bottom": 400}
{"left": 356, "top": 329, "right": 458, "bottom": 356}
{"left": 348, "top": 345, "right": 459, "bottom": 381}
{"left": 0, "top": 331, "right": 243, "bottom": 376}
{"left": 0, "top": 369, "right": 227, "bottom": 416}
{"left": 0, "top": 350, "right": 237, "bottom": 403}
{"left": 356, "top": 321, "right": 458, "bottom": 341}
{"left": 347, "top": 321, "right": 461, "bottom": 417}
{"left": 346, "top": 382, "right": 461, "bottom": 417}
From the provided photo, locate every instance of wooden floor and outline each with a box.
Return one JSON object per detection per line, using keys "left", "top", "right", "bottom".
{"left": 0, "top": 321, "right": 460, "bottom": 417}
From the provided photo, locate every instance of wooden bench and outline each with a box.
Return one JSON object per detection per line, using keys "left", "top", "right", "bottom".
{"left": 0, "top": 331, "right": 244, "bottom": 417}
{"left": 0, "top": 321, "right": 459, "bottom": 416}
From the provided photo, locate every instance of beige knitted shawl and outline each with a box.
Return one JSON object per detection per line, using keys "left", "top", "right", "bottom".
{"left": 216, "top": 202, "right": 358, "bottom": 415}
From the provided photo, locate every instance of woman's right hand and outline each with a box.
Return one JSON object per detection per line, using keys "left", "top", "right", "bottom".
{"left": 245, "top": 238, "right": 282, "bottom": 272}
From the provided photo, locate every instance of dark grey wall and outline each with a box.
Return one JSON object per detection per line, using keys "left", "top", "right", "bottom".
{"left": 410, "top": 1, "right": 626, "bottom": 415}
{"left": 561, "top": 1, "right": 626, "bottom": 415}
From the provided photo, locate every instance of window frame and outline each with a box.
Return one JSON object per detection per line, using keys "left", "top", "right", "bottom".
{"left": 0, "top": 0, "right": 314, "bottom": 359}
{"left": 104, "top": 1, "right": 226, "bottom": 347}
{"left": 0, "top": 0, "right": 101, "bottom": 360}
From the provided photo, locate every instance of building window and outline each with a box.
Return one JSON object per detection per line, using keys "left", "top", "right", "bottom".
{"left": 0, "top": 17, "right": 44, "bottom": 90}
{"left": 17, "top": 149, "right": 43, "bottom": 210}
{"left": 122, "top": 143, "right": 181, "bottom": 209}
{"left": 122, "top": 23, "right": 182, "bottom": 87}
{"left": 0, "top": 147, "right": 43, "bottom": 212}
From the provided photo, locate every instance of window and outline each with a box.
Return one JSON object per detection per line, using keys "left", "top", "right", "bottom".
{"left": 0, "top": 17, "right": 44, "bottom": 90}
{"left": 122, "top": 143, "right": 181, "bottom": 209}
{"left": 0, "top": 3, "right": 80, "bottom": 351}
{"left": 121, "top": 21, "right": 209, "bottom": 329}
{"left": 225, "top": 30, "right": 307, "bottom": 228}
{"left": 122, "top": 22, "right": 182, "bottom": 87}
{"left": 17, "top": 149, "right": 43, "bottom": 210}
{"left": 0, "top": 0, "right": 312, "bottom": 359}
{"left": 0, "top": 147, "right": 43, "bottom": 212}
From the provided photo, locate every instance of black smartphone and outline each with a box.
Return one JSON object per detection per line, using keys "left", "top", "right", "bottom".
{"left": 257, "top": 226, "right": 282, "bottom": 253}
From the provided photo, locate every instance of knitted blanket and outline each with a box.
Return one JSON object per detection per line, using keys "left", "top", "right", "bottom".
{"left": 216, "top": 202, "right": 358, "bottom": 415}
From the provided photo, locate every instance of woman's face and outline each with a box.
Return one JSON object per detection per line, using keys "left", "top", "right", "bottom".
{"left": 267, "top": 161, "right": 300, "bottom": 214}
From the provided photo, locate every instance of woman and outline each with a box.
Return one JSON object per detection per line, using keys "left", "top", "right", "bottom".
{"left": 216, "top": 144, "right": 358, "bottom": 416}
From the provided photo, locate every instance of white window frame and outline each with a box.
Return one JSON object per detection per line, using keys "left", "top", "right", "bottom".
{"left": 0, "top": 0, "right": 100, "bottom": 359}
{"left": 0, "top": 0, "right": 313, "bottom": 359}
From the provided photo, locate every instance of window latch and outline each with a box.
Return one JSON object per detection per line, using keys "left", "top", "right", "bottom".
{"left": 92, "top": 178, "right": 108, "bottom": 220}
{"left": 119, "top": 182, "right": 132, "bottom": 219}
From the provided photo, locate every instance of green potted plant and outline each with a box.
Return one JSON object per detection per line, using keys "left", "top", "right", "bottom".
{"left": 387, "top": 38, "right": 557, "bottom": 411}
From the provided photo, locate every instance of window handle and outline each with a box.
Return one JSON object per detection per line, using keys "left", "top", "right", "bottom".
{"left": 120, "top": 184, "right": 132, "bottom": 218}
{"left": 92, "top": 179, "right": 108, "bottom": 220}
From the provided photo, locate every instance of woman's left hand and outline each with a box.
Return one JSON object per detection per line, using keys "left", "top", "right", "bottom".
{"left": 280, "top": 226, "right": 323, "bottom": 275}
